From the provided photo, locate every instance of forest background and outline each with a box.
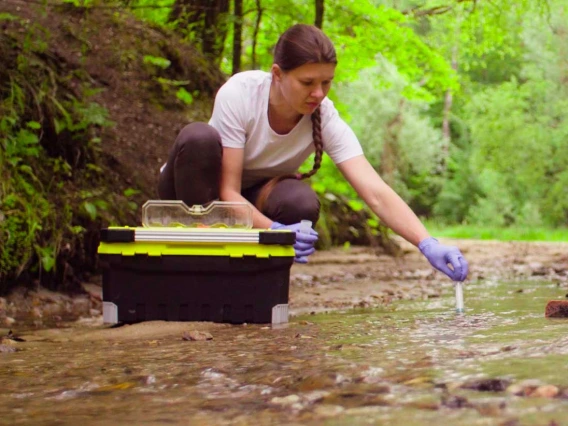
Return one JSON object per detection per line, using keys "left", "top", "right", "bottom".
{"left": 0, "top": 0, "right": 567, "bottom": 293}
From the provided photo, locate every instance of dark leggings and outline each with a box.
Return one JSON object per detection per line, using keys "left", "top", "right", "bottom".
{"left": 158, "top": 122, "right": 320, "bottom": 225}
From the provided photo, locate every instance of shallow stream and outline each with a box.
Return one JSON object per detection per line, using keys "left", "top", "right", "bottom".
{"left": 1, "top": 279, "right": 567, "bottom": 425}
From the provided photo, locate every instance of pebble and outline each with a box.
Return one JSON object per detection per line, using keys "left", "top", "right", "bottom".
{"left": 270, "top": 394, "right": 300, "bottom": 405}
{"left": 182, "top": 330, "right": 213, "bottom": 341}
{"left": 530, "top": 385, "right": 559, "bottom": 398}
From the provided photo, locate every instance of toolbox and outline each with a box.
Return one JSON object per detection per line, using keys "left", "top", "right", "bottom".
{"left": 97, "top": 201, "right": 296, "bottom": 325}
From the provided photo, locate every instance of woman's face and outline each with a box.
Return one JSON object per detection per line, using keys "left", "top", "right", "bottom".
{"left": 273, "top": 62, "right": 336, "bottom": 115}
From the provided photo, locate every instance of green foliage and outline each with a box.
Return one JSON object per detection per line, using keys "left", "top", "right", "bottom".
{"left": 141, "top": 51, "right": 199, "bottom": 108}
{"left": 463, "top": 7, "right": 568, "bottom": 227}
{"left": 0, "top": 14, "right": 139, "bottom": 292}
{"left": 143, "top": 54, "right": 171, "bottom": 69}
{"left": 128, "top": 0, "right": 175, "bottom": 26}
{"left": 424, "top": 220, "right": 568, "bottom": 243}
{"left": 175, "top": 87, "right": 194, "bottom": 105}
{"left": 334, "top": 59, "right": 445, "bottom": 210}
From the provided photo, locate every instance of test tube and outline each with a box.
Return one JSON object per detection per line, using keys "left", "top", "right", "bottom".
{"left": 297, "top": 220, "right": 313, "bottom": 263}
{"left": 299, "top": 220, "right": 312, "bottom": 234}
{"left": 455, "top": 281, "right": 464, "bottom": 314}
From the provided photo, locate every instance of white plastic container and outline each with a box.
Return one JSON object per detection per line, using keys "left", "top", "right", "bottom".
{"left": 455, "top": 281, "right": 464, "bottom": 314}
{"left": 142, "top": 200, "right": 253, "bottom": 229}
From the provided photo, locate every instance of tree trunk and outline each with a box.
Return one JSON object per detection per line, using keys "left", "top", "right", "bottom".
{"left": 170, "top": 0, "right": 230, "bottom": 64}
{"left": 442, "top": 45, "right": 458, "bottom": 143}
{"left": 315, "top": 0, "right": 324, "bottom": 29}
{"left": 441, "top": 18, "right": 460, "bottom": 167}
{"left": 232, "top": 0, "right": 243, "bottom": 74}
{"left": 251, "top": 0, "right": 263, "bottom": 69}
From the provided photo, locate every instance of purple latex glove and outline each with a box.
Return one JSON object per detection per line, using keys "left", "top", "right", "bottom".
{"left": 418, "top": 237, "right": 469, "bottom": 281}
{"left": 270, "top": 222, "right": 318, "bottom": 263}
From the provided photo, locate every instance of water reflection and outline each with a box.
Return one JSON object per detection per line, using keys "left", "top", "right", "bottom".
{"left": 0, "top": 280, "right": 567, "bottom": 425}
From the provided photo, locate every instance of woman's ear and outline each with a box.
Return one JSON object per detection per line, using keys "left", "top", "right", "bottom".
{"left": 271, "top": 64, "right": 283, "bottom": 82}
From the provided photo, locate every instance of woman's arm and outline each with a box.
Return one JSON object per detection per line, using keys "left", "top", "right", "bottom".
{"left": 337, "top": 155, "right": 430, "bottom": 246}
{"left": 337, "top": 155, "right": 468, "bottom": 281}
{"left": 219, "top": 147, "right": 273, "bottom": 229}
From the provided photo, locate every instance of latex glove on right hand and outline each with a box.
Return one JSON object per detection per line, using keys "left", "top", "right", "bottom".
{"left": 418, "top": 237, "right": 469, "bottom": 281}
{"left": 270, "top": 222, "right": 318, "bottom": 263}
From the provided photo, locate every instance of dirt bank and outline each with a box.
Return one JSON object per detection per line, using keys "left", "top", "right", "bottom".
{"left": 1, "top": 239, "right": 567, "bottom": 328}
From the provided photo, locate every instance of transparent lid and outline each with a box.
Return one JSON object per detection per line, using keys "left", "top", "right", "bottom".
{"left": 142, "top": 200, "right": 253, "bottom": 229}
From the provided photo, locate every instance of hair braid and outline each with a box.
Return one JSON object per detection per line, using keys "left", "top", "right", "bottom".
{"left": 254, "top": 107, "right": 324, "bottom": 213}
{"left": 301, "top": 107, "right": 323, "bottom": 179}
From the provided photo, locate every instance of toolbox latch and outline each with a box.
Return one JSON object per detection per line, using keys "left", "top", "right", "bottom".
{"left": 100, "top": 228, "right": 135, "bottom": 243}
{"left": 259, "top": 231, "right": 296, "bottom": 245}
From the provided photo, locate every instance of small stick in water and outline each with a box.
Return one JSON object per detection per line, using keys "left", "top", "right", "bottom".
{"left": 455, "top": 281, "right": 465, "bottom": 314}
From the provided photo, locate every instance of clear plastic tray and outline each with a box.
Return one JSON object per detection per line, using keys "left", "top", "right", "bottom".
{"left": 142, "top": 200, "right": 253, "bottom": 229}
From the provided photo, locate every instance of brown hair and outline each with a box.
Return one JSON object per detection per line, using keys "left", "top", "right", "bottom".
{"left": 255, "top": 24, "right": 337, "bottom": 213}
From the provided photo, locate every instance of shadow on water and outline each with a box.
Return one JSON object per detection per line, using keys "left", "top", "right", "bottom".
{"left": 1, "top": 279, "right": 567, "bottom": 425}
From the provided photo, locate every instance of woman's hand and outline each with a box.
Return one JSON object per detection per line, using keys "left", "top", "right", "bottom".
{"left": 418, "top": 237, "right": 469, "bottom": 281}
{"left": 270, "top": 222, "right": 318, "bottom": 263}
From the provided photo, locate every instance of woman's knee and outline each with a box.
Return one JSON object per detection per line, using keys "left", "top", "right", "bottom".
{"left": 174, "top": 122, "right": 222, "bottom": 158}
{"left": 265, "top": 179, "right": 320, "bottom": 224}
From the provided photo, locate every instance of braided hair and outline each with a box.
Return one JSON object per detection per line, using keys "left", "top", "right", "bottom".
{"left": 255, "top": 24, "right": 335, "bottom": 212}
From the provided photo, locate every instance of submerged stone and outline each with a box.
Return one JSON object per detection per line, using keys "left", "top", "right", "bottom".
{"left": 545, "top": 300, "right": 568, "bottom": 318}
{"left": 460, "top": 378, "right": 512, "bottom": 392}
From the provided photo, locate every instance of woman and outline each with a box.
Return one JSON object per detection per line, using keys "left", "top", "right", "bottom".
{"left": 158, "top": 24, "right": 468, "bottom": 281}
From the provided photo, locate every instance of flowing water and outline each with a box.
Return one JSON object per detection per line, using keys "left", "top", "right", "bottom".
{"left": 1, "top": 279, "right": 567, "bottom": 425}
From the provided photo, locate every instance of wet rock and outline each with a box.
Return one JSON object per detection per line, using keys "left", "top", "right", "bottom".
{"left": 404, "top": 396, "right": 440, "bottom": 410}
{"left": 297, "top": 374, "right": 336, "bottom": 391}
{"left": 303, "top": 390, "right": 330, "bottom": 404}
{"left": 530, "top": 385, "right": 559, "bottom": 398}
{"left": 0, "top": 344, "right": 17, "bottom": 353}
{"left": 140, "top": 375, "right": 156, "bottom": 385}
{"left": 460, "top": 378, "right": 511, "bottom": 392}
{"left": 294, "top": 333, "right": 314, "bottom": 339}
{"left": 506, "top": 380, "right": 543, "bottom": 396}
{"left": 441, "top": 394, "right": 471, "bottom": 409}
{"left": 322, "top": 390, "right": 386, "bottom": 408}
{"left": 30, "top": 307, "right": 43, "bottom": 318}
{"left": 2, "top": 330, "right": 25, "bottom": 342}
{"left": 545, "top": 300, "right": 568, "bottom": 318}
{"left": 474, "top": 400, "right": 506, "bottom": 416}
{"left": 72, "top": 297, "right": 91, "bottom": 314}
{"left": 291, "top": 274, "right": 315, "bottom": 286}
{"left": 182, "top": 330, "right": 213, "bottom": 341}
{"left": 357, "top": 367, "right": 385, "bottom": 384}
{"left": 500, "top": 345, "right": 517, "bottom": 352}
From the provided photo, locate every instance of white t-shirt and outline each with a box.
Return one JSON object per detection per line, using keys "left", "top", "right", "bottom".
{"left": 210, "top": 71, "right": 363, "bottom": 188}
{"left": 162, "top": 70, "right": 363, "bottom": 189}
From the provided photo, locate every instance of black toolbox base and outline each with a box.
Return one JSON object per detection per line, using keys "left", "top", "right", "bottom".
{"left": 100, "top": 254, "right": 292, "bottom": 324}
